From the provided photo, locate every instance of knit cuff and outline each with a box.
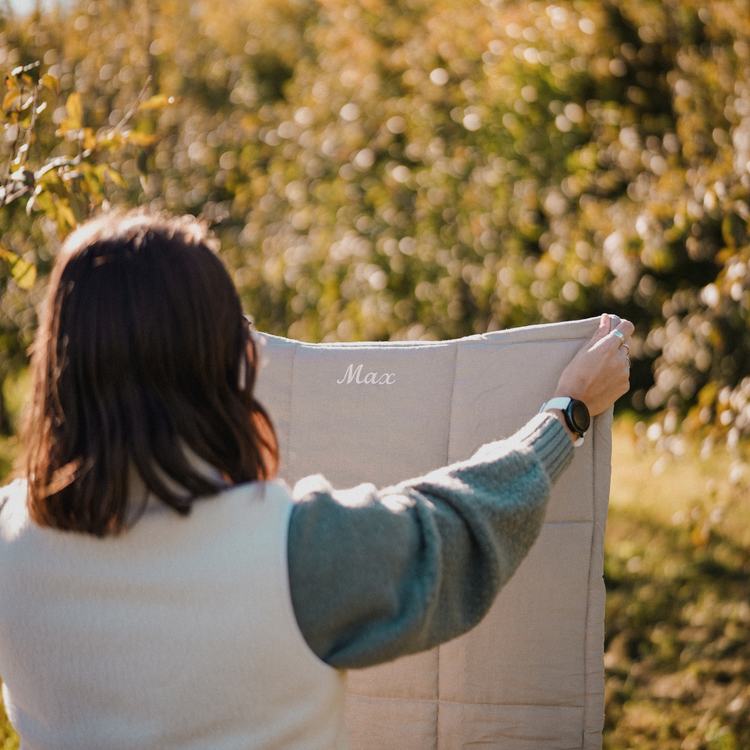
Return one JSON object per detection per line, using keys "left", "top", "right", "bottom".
{"left": 514, "top": 412, "right": 575, "bottom": 485}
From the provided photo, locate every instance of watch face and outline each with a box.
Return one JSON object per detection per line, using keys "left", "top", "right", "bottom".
{"left": 570, "top": 400, "right": 591, "bottom": 434}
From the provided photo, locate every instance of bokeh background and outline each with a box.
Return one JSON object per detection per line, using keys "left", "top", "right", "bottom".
{"left": 0, "top": 0, "right": 749, "bottom": 747}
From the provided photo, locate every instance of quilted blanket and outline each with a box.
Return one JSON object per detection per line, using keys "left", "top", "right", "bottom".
{"left": 255, "top": 317, "right": 611, "bottom": 750}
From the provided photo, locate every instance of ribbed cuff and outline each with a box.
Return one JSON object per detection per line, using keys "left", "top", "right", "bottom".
{"left": 514, "top": 412, "right": 575, "bottom": 485}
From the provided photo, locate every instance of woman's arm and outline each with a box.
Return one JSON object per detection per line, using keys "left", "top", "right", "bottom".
{"left": 288, "top": 313, "right": 632, "bottom": 669}
{"left": 287, "top": 412, "right": 572, "bottom": 669}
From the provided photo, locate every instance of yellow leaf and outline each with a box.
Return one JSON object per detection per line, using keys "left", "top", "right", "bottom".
{"left": 697, "top": 382, "right": 719, "bottom": 409}
{"left": 0, "top": 245, "right": 36, "bottom": 289}
{"left": 11, "top": 256, "right": 36, "bottom": 289}
{"left": 41, "top": 74, "right": 60, "bottom": 94}
{"left": 56, "top": 118, "right": 82, "bottom": 138}
{"left": 98, "top": 131, "right": 124, "bottom": 150}
{"left": 56, "top": 198, "right": 77, "bottom": 229}
{"left": 39, "top": 169, "right": 63, "bottom": 189}
{"left": 2, "top": 89, "right": 19, "bottom": 110}
{"left": 80, "top": 166, "right": 104, "bottom": 203}
{"left": 35, "top": 190, "right": 55, "bottom": 215}
{"left": 102, "top": 165, "right": 127, "bottom": 189}
{"left": 137, "top": 94, "right": 179, "bottom": 111}
{"left": 124, "top": 131, "right": 158, "bottom": 147}
{"left": 83, "top": 128, "right": 97, "bottom": 151}
{"left": 65, "top": 92, "right": 83, "bottom": 128}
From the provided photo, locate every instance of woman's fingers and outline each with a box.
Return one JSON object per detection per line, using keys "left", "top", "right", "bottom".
{"left": 610, "top": 317, "right": 634, "bottom": 343}
{"left": 552, "top": 314, "right": 634, "bottom": 416}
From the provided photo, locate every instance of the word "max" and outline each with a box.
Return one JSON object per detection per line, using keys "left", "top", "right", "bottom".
{"left": 336, "top": 364, "right": 396, "bottom": 385}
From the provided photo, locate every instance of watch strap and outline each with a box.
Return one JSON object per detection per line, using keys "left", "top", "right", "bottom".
{"left": 540, "top": 397, "right": 574, "bottom": 413}
{"left": 539, "top": 397, "right": 586, "bottom": 447}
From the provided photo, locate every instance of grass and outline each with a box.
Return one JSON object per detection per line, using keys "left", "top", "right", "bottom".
{"left": 0, "top": 417, "right": 748, "bottom": 747}
{"left": 604, "top": 420, "right": 750, "bottom": 749}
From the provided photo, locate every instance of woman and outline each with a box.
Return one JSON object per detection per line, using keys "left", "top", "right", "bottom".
{"left": 0, "top": 211, "right": 632, "bottom": 750}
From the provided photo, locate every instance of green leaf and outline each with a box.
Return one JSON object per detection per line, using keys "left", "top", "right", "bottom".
{"left": 34, "top": 189, "right": 56, "bottom": 217}
{"left": 39, "top": 171, "right": 71, "bottom": 201}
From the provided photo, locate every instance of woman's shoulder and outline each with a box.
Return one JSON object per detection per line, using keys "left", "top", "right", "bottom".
{"left": 0, "top": 478, "right": 25, "bottom": 508}
{"left": 0, "top": 478, "right": 29, "bottom": 534}
{"left": 219, "top": 477, "right": 294, "bottom": 507}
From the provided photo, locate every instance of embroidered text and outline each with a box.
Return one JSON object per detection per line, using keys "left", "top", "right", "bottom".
{"left": 336, "top": 364, "right": 396, "bottom": 385}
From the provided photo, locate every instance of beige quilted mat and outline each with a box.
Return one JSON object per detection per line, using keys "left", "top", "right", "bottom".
{"left": 255, "top": 318, "right": 611, "bottom": 750}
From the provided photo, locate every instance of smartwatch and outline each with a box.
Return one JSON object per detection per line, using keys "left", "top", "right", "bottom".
{"left": 539, "top": 397, "right": 591, "bottom": 447}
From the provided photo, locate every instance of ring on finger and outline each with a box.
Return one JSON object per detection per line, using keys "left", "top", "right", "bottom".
{"left": 612, "top": 329, "right": 626, "bottom": 346}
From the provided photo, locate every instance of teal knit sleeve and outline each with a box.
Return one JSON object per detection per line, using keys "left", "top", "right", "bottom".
{"left": 287, "top": 413, "right": 574, "bottom": 669}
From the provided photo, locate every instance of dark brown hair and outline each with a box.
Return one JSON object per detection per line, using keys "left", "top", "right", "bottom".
{"left": 26, "top": 210, "right": 278, "bottom": 536}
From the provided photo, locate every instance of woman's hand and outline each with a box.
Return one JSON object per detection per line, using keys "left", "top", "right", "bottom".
{"left": 552, "top": 314, "right": 633, "bottom": 417}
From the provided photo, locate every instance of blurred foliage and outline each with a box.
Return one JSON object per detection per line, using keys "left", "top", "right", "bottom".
{"left": 0, "top": 688, "right": 16, "bottom": 749}
{"left": 605, "top": 422, "right": 750, "bottom": 749}
{"left": 0, "top": 10, "right": 175, "bottom": 432}
{"left": 1, "top": 0, "right": 750, "bottom": 443}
